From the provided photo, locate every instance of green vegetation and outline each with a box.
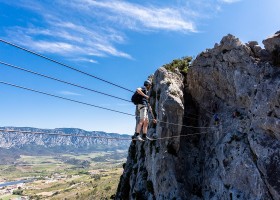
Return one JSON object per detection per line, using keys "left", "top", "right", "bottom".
{"left": 1, "top": 195, "right": 21, "bottom": 200}
{"left": 12, "top": 189, "right": 23, "bottom": 195}
{"left": 105, "top": 186, "right": 111, "bottom": 191}
{"left": 0, "top": 151, "right": 127, "bottom": 181}
{"left": 0, "top": 151, "right": 127, "bottom": 200}
{"left": 163, "top": 56, "right": 192, "bottom": 75}
{"left": 92, "top": 174, "right": 101, "bottom": 180}
{"left": 25, "top": 168, "right": 122, "bottom": 200}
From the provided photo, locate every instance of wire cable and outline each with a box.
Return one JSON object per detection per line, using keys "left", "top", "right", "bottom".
{"left": 0, "top": 61, "right": 202, "bottom": 120}
{"left": 0, "top": 129, "right": 133, "bottom": 140}
{"left": 0, "top": 40, "right": 216, "bottom": 122}
{"left": 182, "top": 115, "right": 198, "bottom": 120}
{"left": 0, "top": 61, "right": 131, "bottom": 103}
{"left": 0, "top": 39, "right": 134, "bottom": 93}
{"left": 0, "top": 81, "right": 214, "bottom": 129}
{"left": 0, "top": 129, "right": 211, "bottom": 141}
{"left": 146, "top": 103, "right": 213, "bottom": 129}
{"left": 149, "top": 131, "right": 209, "bottom": 141}
{"left": 157, "top": 120, "right": 214, "bottom": 129}
{"left": 0, "top": 81, "right": 134, "bottom": 116}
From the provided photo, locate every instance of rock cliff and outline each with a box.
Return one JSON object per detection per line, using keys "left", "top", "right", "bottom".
{"left": 116, "top": 32, "right": 280, "bottom": 200}
{"left": 0, "top": 127, "right": 130, "bottom": 150}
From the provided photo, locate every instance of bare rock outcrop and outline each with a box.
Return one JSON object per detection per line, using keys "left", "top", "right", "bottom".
{"left": 263, "top": 31, "right": 280, "bottom": 53}
{"left": 116, "top": 68, "right": 186, "bottom": 200}
{"left": 116, "top": 32, "right": 280, "bottom": 200}
{"left": 187, "top": 33, "right": 280, "bottom": 200}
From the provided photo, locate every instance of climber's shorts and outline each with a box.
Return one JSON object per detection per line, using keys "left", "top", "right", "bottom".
{"left": 138, "top": 104, "right": 148, "bottom": 120}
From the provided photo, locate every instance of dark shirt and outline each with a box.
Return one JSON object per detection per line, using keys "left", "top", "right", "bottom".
{"left": 140, "top": 86, "right": 148, "bottom": 106}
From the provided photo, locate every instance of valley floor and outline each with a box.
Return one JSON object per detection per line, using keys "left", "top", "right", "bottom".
{"left": 0, "top": 151, "right": 126, "bottom": 200}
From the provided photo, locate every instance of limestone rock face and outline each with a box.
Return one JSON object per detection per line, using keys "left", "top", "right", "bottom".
{"left": 116, "top": 68, "right": 186, "bottom": 200}
{"left": 263, "top": 31, "right": 280, "bottom": 53}
{"left": 115, "top": 33, "right": 280, "bottom": 200}
{"left": 187, "top": 34, "right": 280, "bottom": 200}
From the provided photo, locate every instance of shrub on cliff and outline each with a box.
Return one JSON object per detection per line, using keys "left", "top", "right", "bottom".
{"left": 163, "top": 56, "right": 192, "bottom": 75}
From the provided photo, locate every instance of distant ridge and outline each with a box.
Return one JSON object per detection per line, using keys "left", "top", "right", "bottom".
{"left": 0, "top": 127, "right": 131, "bottom": 150}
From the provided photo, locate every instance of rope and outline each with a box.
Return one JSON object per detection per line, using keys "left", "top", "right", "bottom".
{"left": 0, "top": 61, "right": 131, "bottom": 102}
{"left": 0, "top": 81, "right": 214, "bottom": 129}
{"left": 0, "top": 38, "right": 134, "bottom": 93}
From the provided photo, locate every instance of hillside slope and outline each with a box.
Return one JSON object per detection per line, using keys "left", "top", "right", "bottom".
{"left": 0, "top": 127, "right": 130, "bottom": 149}
{"left": 0, "top": 127, "right": 130, "bottom": 164}
{"left": 116, "top": 32, "right": 280, "bottom": 200}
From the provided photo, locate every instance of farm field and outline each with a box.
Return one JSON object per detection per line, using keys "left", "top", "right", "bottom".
{"left": 0, "top": 150, "right": 127, "bottom": 200}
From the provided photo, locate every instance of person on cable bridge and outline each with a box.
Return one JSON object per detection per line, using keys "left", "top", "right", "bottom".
{"left": 134, "top": 80, "right": 156, "bottom": 141}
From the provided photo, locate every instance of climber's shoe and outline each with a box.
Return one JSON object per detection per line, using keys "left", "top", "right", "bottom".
{"left": 136, "top": 135, "right": 144, "bottom": 142}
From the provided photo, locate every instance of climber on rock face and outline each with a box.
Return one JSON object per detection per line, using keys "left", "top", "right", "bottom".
{"left": 133, "top": 80, "right": 156, "bottom": 141}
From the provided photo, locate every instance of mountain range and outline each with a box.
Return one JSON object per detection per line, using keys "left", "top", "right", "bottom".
{"left": 0, "top": 127, "right": 131, "bottom": 164}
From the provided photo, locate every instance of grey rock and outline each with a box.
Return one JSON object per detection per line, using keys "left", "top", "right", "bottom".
{"left": 116, "top": 32, "right": 280, "bottom": 200}
{"left": 246, "top": 41, "right": 263, "bottom": 58}
{"left": 220, "top": 34, "right": 243, "bottom": 51}
{"left": 263, "top": 32, "right": 280, "bottom": 53}
{"left": 248, "top": 41, "right": 259, "bottom": 46}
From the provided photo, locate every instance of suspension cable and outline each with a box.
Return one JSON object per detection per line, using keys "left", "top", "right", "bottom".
{"left": 0, "top": 40, "right": 210, "bottom": 120}
{"left": 0, "top": 129, "right": 212, "bottom": 141}
{"left": 0, "top": 81, "right": 214, "bottom": 129}
{"left": 0, "top": 61, "right": 131, "bottom": 102}
{"left": 150, "top": 131, "right": 209, "bottom": 140}
{"left": 0, "top": 81, "right": 134, "bottom": 116}
{"left": 0, "top": 39, "right": 134, "bottom": 93}
{"left": 0, "top": 129, "right": 132, "bottom": 140}
{"left": 157, "top": 120, "right": 214, "bottom": 129}
{"left": 0, "top": 61, "right": 203, "bottom": 121}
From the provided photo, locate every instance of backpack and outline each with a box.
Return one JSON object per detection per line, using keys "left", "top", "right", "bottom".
{"left": 131, "top": 92, "right": 142, "bottom": 105}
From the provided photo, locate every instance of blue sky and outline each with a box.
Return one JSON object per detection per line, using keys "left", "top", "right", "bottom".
{"left": 0, "top": 0, "right": 279, "bottom": 134}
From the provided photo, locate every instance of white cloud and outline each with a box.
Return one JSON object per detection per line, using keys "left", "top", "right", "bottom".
{"left": 4, "top": 19, "right": 131, "bottom": 59}
{"left": 1, "top": 0, "right": 238, "bottom": 60}
{"left": 59, "top": 91, "right": 82, "bottom": 96}
{"left": 32, "top": 41, "right": 75, "bottom": 53}
{"left": 2, "top": 0, "right": 132, "bottom": 60}
{"left": 71, "top": 57, "right": 98, "bottom": 64}
{"left": 73, "top": 0, "right": 196, "bottom": 32}
{"left": 219, "top": 0, "right": 241, "bottom": 4}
